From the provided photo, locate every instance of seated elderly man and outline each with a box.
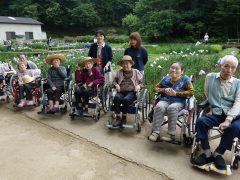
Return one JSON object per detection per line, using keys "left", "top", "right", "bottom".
{"left": 112, "top": 55, "right": 143, "bottom": 127}
{"left": 192, "top": 55, "right": 240, "bottom": 170}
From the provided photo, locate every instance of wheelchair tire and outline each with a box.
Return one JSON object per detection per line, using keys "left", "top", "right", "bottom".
{"left": 136, "top": 122, "right": 141, "bottom": 133}
{"left": 6, "top": 95, "right": 10, "bottom": 103}
{"left": 183, "top": 136, "right": 193, "bottom": 147}
{"left": 60, "top": 107, "right": 67, "bottom": 114}
{"left": 232, "top": 157, "right": 239, "bottom": 169}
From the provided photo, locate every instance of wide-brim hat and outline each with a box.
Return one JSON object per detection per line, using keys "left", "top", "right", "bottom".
{"left": 22, "top": 75, "right": 35, "bottom": 84}
{"left": 118, "top": 55, "right": 134, "bottom": 66}
{"left": 78, "top": 57, "right": 98, "bottom": 68}
{"left": 46, "top": 54, "right": 65, "bottom": 65}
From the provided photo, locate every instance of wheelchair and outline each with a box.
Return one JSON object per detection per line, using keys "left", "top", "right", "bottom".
{"left": 38, "top": 66, "right": 72, "bottom": 114}
{"left": 9, "top": 74, "right": 42, "bottom": 107}
{"left": 148, "top": 93, "right": 197, "bottom": 146}
{"left": 0, "top": 63, "right": 16, "bottom": 103}
{"left": 106, "top": 88, "right": 150, "bottom": 133}
{"left": 68, "top": 81, "right": 111, "bottom": 121}
{"left": 191, "top": 100, "right": 240, "bottom": 172}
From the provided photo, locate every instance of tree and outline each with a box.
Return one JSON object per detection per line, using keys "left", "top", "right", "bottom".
{"left": 122, "top": 14, "right": 140, "bottom": 33}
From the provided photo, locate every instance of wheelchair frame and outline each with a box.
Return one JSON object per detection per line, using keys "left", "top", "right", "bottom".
{"left": 106, "top": 88, "right": 150, "bottom": 133}
{"left": 10, "top": 74, "right": 41, "bottom": 106}
{"left": 191, "top": 100, "right": 240, "bottom": 170}
{"left": 0, "top": 70, "right": 16, "bottom": 103}
{"left": 148, "top": 93, "right": 197, "bottom": 146}
{"left": 68, "top": 81, "right": 111, "bottom": 121}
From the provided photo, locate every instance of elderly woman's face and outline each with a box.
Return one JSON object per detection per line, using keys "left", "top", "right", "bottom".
{"left": 85, "top": 61, "right": 93, "bottom": 70}
{"left": 122, "top": 61, "right": 132, "bottom": 71}
{"left": 169, "top": 63, "right": 183, "bottom": 79}
{"left": 130, "top": 38, "right": 137, "bottom": 48}
{"left": 96, "top": 33, "right": 104, "bottom": 44}
{"left": 52, "top": 59, "right": 60, "bottom": 67}
{"left": 220, "top": 60, "right": 237, "bottom": 80}
{"left": 18, "top": 55, "right": 27, "bottom": 64}
{"left": 18, "top": 63, "right": 27, "bottom": 72}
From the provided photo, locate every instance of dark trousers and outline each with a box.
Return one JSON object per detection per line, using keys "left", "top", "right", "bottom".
{"left": 75, "top": 86, "right": 94, "bottom": 106}
{"left": 113, "top": 91, "right": 136, "bottom": 114}
{"left": 47, "top": 87, "right": 63, "bottom": 101}
{"left": 196, "top": 114, "right": 240, "bottom": 151}
{"left": 19, "top": 83, "right": 33, "bottom": 100}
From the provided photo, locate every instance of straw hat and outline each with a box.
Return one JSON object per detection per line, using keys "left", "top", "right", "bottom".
{"left": 22, "top": 75, "right": 35, "bottom": 84}
{"left": 46, "top": 54, "right": 65, "bottom": 65}
{"left": 78, "top": 57, "right": 98, "bottom": 68}
{"left": 118, "top": 55, "right": 134, "bottom": 66}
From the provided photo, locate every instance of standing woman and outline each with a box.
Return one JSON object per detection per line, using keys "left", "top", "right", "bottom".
{"left": 124, "top": 32, "right": 148, "bottom": 75}
{"left": 88, "top": 30, "right": 113, "bottom": 75}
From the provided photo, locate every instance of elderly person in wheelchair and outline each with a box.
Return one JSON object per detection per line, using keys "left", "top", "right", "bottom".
{"left": 17, "top": 62, "right": 41, "bottom": 107}
{"left": 148, "top": 61, "right": 194, "bottom": 142}
{"left": 46, "top": 54, "right": 67, "bottom": 113}
{"left": 73, "top": 57, "right": 105, "bottom": 116}
{"left": 192, "top": 55, "right": 240, "bottom": 171}
{"left": 112, "top": 55, "right": 143, "bottom": 127}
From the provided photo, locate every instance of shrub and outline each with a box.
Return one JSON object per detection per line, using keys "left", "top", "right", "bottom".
{"left": 210, "top": 44, "right": 222, "bottom": 53}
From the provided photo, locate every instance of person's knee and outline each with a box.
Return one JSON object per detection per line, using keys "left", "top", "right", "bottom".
{"left": 226, "top": 122, "right": 240, "bottom": 134}
{"left": 196, "top": 117, "right": 206, "bottom": 129}
{"left": 154, "top": 103, "right": 166, "bottom": 114}
{"left": 114, "top": 94, "right": 121, "bottom": 102}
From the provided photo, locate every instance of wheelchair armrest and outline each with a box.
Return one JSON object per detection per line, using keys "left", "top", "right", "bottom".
{"left": 198, "top": 99, "right": 209, "bottom": 108}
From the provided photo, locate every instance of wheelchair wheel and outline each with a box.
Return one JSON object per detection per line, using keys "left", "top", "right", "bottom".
{"left": 183, "top": 136, "right": 193, "bottom": 147}
{"left": 68, "top": 81, "right": 75, "bottom": 107}
{"left": 141, "top": 89, "right": 150, "bottom": 122}
{"left": 6, "top": 95, "right": 10, "bottom": 103}
{"left": 232, "top": 156, "right": 240, "bottom": 169}
{"left": 9, "top": 74, "right": 18, "bottom": 97}
{"left": 102, "top": 83, "right": 111, "bottom": 113}
{"left": 136, "top": 121, "right": 141, "bottom": 133}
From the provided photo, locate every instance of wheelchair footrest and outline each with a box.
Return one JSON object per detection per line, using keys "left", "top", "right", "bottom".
{"left": 192, "top": 163, "right": 232, "bottom": 175}
{"left": 106, "top": 123, "right": 135, "bottom": 129}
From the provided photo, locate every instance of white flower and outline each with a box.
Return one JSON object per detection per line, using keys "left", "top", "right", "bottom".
{"left": 170, "top": 53, "right": 173, "bottom": 55}
{"left": 198, "top": 70, "right": 206, "bottom": 76}
{"left": 153, "top": 61, "right": 157, "bottom": 64}
{"left": 157, "top": 65, "right": 162, "bottom": 68}
{"left": 160, "top": 56, "right": 164, "bottom": 59}
{"left": 150, "top": 64, "right": 154, "bottom": 67}
{"left": 156, "top": 58, "right": 159, "bottom": 61}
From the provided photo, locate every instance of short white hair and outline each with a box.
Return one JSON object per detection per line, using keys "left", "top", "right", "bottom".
{"left": 220, "top": 55, "right": 238, "bottom": 67}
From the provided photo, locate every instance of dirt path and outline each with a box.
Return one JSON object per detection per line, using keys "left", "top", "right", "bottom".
{"left": 0, "top": 106, "right": 167, "bottom": 180}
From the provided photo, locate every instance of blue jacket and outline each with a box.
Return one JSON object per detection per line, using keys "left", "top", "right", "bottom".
{"left": 88, "top": 43, "right": 113, "bottom": 72}
{"left": 124, "top": 46, "right": 148, "bottom": 71}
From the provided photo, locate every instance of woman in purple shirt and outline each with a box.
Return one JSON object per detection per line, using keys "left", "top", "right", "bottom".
{"left": 74, "top": 57, "right": 105, "bottom": 115}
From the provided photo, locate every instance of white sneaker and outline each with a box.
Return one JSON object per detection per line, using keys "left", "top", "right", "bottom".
{"left": 148, "top": 132, "right": 160, "bottom": 142}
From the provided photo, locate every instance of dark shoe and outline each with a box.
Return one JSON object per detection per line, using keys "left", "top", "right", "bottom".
{"left": 192, "top": 153, "right": 213, "bottom": 166}
{"left": 113, "top": 116, "right": 122, "bottom": 127}
{"left": 82, "top": 109, "right": 90, "bottom": 116}
{"left": 214, "top": 155, "right": 227, "bottom": 170}
{"left": 122, "top": 116, "right": 127, "bottom": 124}
{"left": 73, "top": 109, "right": 83, "bottom": 116}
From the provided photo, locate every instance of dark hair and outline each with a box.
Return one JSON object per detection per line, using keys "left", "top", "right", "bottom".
{"left": 18, "top": 52, "right": 27, "bottom": 57}
{"left": 170, "top": 61, "right": 184, "bottom": 71}
{"left": 129, "top": 32, "right": 142, "bottom": 48}
{"left": 95, "top": 29, "right": 105, "bottom": 37}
